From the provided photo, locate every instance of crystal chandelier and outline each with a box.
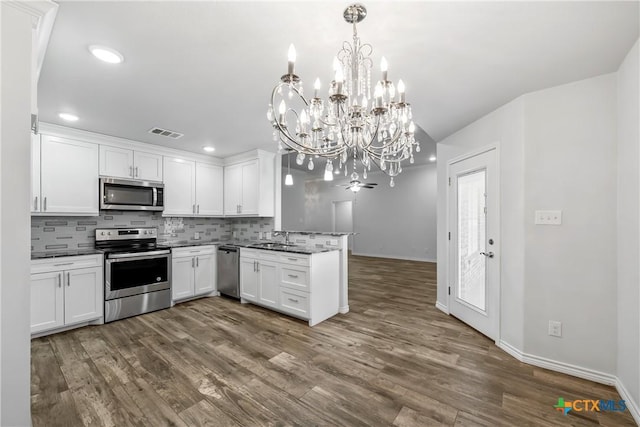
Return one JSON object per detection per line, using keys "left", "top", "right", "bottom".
{"left": 267, "top": 3, "right": 420, "bottom": 188}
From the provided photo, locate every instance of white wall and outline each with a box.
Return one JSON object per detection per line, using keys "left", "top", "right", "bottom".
{"left": 0, "top": 3, "right": 35, "bottom": 425}
{"left": 437, "top": 98, "right": 526, "bottom": 349}
{"left": 352, "top": 165, "right": 437, "bottom": 262}
{"left": 282, "top": 163, "right": 438, "bottom": 262}
{"left": 616, "top": 38, "right": 639, "bottom": 411}
{"left": 436, "top": 63, "right": 640, "bottom": 414}
{"left": 522, "top": 73, "right": 617, "bottom": 374}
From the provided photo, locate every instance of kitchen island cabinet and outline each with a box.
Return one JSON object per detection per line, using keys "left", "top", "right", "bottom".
{"left": 240, "top": 248, "right": 339, "bottom": 326}
{"left": 30, "top": 254, "right": 103, "bottom": 336}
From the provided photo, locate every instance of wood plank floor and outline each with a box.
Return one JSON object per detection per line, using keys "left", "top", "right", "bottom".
{"left": 31, "top": 255, "right": 636, "bottom": 426}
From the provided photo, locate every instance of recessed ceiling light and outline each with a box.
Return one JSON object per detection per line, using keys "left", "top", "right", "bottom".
{"left": 89, "top": 45, "right": 124, "bottom": 64}
{"left": 203, "top": 146, "right": 215, "bottom": 153}
{"left": 429, "top": 155, "right": 437, "bottom": 162}
{"left": 58, "top": 113, "right": 79, "bottom": 122}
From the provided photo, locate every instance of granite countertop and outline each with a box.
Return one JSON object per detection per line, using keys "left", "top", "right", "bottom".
{"left": 160, "top": 240, "right": 337, "bottom": 255}
{"left": 31, "top": 249, "right": 103, "bottom": 260}
{"left": 158, "top": 240, "right": 254, "bottom": 249}
{"left": 276, "top": 230, "right": 356, "bottom": 236}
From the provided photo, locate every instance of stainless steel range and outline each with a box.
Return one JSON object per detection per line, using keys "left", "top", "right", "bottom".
{"left": 95, "top": 227, "right": 171, "bottom": 323}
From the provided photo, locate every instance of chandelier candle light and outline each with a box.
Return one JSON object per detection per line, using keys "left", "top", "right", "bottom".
{"left": 267, "top": 3, "right": 420, "bottom": 188}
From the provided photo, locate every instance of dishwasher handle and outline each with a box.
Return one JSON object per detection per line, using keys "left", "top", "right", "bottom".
{"left": 218, "top": 246, "right": 238, "bottom": 253}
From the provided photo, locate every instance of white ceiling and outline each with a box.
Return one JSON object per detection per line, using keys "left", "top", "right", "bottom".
{"left": 38, "top": 1, "right": 639, "bottom": 158}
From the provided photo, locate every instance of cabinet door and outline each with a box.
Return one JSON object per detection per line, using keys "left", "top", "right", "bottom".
{"left": 100, "top": 145, "right": 134, "bottom": 179}
{"left": 64, "top": 267, "right": 103, "bottom": 325}
{"left": 196, "top": 163, "right": 223, "bottom": 216}
{"left": 31, "top": 133, "right": 41, "bottom": 213}
{"left": 163, "top": 157, "right": 196, "bottom": 216}
{"left": 194, "top": 254, "right": 215, "bottom": 295}
{"left": 172, "top": 256, "right": 195, "bottom": 300}
{"left": 30, "top": 271, "right": 64, "bottom": 334}
{"left": 40, "top": 135, "right": 99, "bottom": 215}
{"left": 240, "top": 160, "right": 259, "bottom": 214}
{"left": 257, "top": 260, "right": 278, "bottom": 308}
{"left": 239, "top": 257, "right": 258, "bottom": 302}
{"left": 223, "top": 164, "right": 242, "bottom": 215}
{"left": 134, "top": 151, "right": 163, "bottom": 182}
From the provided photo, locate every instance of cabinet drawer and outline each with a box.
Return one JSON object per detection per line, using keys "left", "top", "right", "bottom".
{"left": 280, "top": 266, "right": 310, "bottom": 291}
{"left": 279, "top": 288, "right": 309, "bottom": 319}
{"left": 279, "top": 253, "right": 310, "bottom": 266}
{"left": 31, "top": 255, "right": 102, "bottom": 274}
{"left": 173, "top": 245, "right": 216, "bottom": 258}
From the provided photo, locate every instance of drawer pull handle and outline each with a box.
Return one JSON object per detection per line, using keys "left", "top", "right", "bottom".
{"left": 288, "top": 298, "right": 299, "bottom": 303}
{"left": 288, "top": 274, "right": 299, "bottom": 278}
{"left": 53, "top": 262, "right": 73, "bottom": 267}
{"left": 287, "top": 258, "right": 298, "bottom": 261}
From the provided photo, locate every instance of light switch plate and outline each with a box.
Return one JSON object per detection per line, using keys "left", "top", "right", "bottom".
{"left": 535, "top": 210, "right": 562, "bottom": 225}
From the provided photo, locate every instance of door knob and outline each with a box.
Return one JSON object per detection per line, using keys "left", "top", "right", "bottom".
{"left": 480, "top": 251, "right": 494, "bottom": 258}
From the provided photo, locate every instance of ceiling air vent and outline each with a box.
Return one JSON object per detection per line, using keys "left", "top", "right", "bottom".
{"left": 148, "top": 127, "right": 184, "bottom": 139}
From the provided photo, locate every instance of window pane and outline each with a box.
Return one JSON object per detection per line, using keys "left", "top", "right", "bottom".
{"left": 457, "top": 170, "right": 486, "bottom": 311}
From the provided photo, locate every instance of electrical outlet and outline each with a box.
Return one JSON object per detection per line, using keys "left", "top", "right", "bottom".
{"left": 548, "top": 320, "right": 562, "bottom": 337}
{"left": 535, "top": 210, "right": 562, "bottom": 225}
{"left": 193, "top": 232, "right": 200, "bottom": 240}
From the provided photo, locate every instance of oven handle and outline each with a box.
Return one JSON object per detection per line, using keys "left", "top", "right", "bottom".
{"left": 107, "top": 249, "right": 171, "bottom": 260}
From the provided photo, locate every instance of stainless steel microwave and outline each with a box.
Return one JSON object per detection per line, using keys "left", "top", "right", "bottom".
{"left": 100, "top": 177, "right": 164, "bottom": 211}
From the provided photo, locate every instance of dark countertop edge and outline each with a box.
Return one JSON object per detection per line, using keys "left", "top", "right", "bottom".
{"left": 31, "top": 249, "right": 104, "bottom": 260}
{"left": 158, "top": 240, "right": 254, "bottom": 249}
{"left": 274, "top": 230, "right": 356, "bottom": 236}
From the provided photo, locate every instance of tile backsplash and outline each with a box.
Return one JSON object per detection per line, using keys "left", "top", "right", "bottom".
{"left": 31, "top": 212, "right": 274, "bottom": 253}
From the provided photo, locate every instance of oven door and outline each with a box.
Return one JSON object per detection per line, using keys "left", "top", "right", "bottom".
{"left": 105, "top": 250, "right": 171, "bottom": 300}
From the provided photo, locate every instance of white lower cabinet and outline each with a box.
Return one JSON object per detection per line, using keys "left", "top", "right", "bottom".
{"left": 30, "top": 255, "right": 103, "bottom": 335}
{"left": 172, "top": 246, "right": 217, "bottom": 302}
{"left": 240, "top": 248, "right": 339, "bottom": 326}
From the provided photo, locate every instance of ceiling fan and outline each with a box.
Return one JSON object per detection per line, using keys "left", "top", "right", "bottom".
{"left": 338, "top": 180, "right": 378, "bottom": 193}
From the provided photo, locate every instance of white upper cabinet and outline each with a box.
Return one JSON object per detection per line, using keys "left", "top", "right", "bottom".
{"left": 163, "top": 157, "right": 223, "bottom": 217}
{"left": 100, "top": 145, "right": 163, "bottom": 182}
{"left": 163, "top": 157, "right": 196, "bottom": 216}
{"left": 34, "top": 134, "right": 99, "bottom": 216}
{"left": 224, "top": 151, "right": 275, "bottom": 217}
{"left": 134, "top": 151, "right": 163, "bottom": 181}
{"left": 195, "top": 163, "right": 224, "bottom": 216}
{"left": 31, "top": 133, "right": 41, "bottom": 213}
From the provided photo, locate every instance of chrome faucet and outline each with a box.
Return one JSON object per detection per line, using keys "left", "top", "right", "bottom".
{"left": 273, "top": 230, "right": 291, "bottom": 245}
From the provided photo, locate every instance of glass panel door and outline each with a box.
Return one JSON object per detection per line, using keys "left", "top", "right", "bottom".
{"left": 457, "top": 170, "right": 486, "bottom": 311}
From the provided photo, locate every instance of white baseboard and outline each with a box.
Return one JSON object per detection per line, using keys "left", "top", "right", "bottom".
{"left": 435, "top": 301, "right": 449, "bottom": 314}
{"left": 615, "top": 377, "right": 640, "bottom": 425}
{"left": 351, "top": 251, "right": 436, "bottom": 263}
{"left": 497, "top": 340, "right": 640, "bottom": 423}
{"left": 497, "top": 340, "right": 616, "bottom": 385}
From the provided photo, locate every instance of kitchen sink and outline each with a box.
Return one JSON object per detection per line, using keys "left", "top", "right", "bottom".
{"left": 250, "top": 242, "right": 297, "bottom": 249}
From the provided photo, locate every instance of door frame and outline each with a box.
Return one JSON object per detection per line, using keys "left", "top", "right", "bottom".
{"left": 446, "top": 144, "right": 501, "bottom": 344}
{"left": 332, "top": 200, "right": 354, "bottom": 250}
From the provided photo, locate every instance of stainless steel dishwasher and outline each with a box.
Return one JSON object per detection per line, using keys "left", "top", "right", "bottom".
{"left": 217, "top": 246, "right": 239, "bottom": 298}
